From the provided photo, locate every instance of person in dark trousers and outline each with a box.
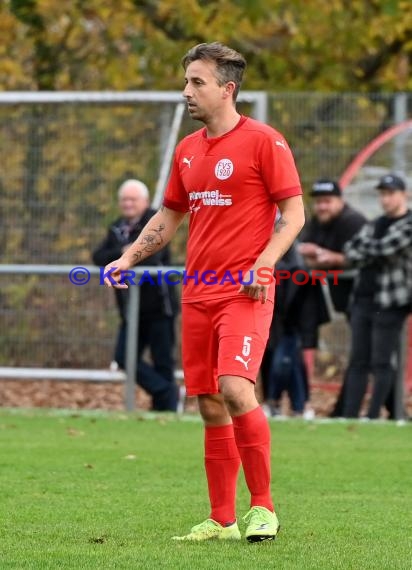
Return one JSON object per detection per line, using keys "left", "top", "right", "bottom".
{"left": 261, "top": 244, "right": 308, "bottom": 416}
{"left": 297, "top": 179, "right": 366, "bottom": 415}
{"left": 342, "top": 173, "right": 412, "bottom": 419}
{"left": 93, "top": 178, "right": 178, "bottom": 411}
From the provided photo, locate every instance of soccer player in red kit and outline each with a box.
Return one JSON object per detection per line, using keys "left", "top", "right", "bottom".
{"left": 104, "top": 42, "right": 305, "bottom": 542}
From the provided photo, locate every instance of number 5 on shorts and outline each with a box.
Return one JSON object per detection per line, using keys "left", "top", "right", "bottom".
{"left": 242, "top": 336, "right": 252, "bottom": 357}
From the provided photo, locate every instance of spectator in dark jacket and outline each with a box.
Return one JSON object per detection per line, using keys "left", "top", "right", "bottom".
{"left": 342, "top": 174, "right": 412, "bottom": 419}
{"left": 297, "top": 179, "right": 366, "bottom": 415}
{"left": 93, "top": 179, "right": 178, "bottom": 411}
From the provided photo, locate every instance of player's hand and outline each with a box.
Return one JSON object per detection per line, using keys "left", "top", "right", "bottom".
{"left": 314, "top": 247, "right": 331, "bottom": 264}
{"left": 103, "top": 258, "right": 130, "bottom": 289}
{"left": 297, "top": 242, "right": 318, "bottom": 257}
{"left": 315, "top": 248, "right": 344, "bottom": 267}
{"left": 238, "top": 265, "right": 273, "bottom": 304}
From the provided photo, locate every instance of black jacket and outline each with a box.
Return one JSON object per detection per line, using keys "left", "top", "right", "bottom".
{"left": 299, "top": 203, "right": 367, "bottom": 312}
{"left": 92, "top": 208, "right": 178, "bottom": 322}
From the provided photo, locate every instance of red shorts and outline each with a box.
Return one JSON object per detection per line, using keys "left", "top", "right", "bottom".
{"left": 182, "top": 295, "right": 274, "bottom": 396}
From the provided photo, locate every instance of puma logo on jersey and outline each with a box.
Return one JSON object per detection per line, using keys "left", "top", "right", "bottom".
{"left": 235, "top": 355, "right": 252, "bottom": 370}
{"left": 183, "top": 156, "right": 194, "bottom": 168}
{"left": 275, "top": 140, "right": 286, "bottom": 149}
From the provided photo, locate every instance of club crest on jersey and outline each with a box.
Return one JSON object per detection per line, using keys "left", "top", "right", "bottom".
{"left": 215, "top": 158, "right": 234, "bottom": 180}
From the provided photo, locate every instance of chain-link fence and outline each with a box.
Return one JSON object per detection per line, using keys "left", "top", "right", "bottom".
{"left": 0, "top": 272, "right": 116, "bottom": 368}
{"left": 270, "top": 92, "right": 412, "bottom": 219}
{"left": 0, "top": 91, "right": 411, "bottom": 377}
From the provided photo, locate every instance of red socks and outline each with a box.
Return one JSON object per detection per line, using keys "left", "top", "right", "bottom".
{"left": 232, "top": 406, "right": 274, "bottom": 511}
{"left": 204, "top": 424, "right": 241, "bottom": 526}
{"left": 204, "top": 407, "right": 273, "bottom": 525}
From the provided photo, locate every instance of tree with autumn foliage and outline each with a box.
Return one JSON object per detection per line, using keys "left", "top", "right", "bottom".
{"left": 1, "top": 0, "right": 411, "bottom": 263}
{"left": 0, "top": 0, "right": 411, "bottom": 92}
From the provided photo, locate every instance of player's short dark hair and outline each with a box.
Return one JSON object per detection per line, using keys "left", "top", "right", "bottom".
{"left": 182, "top": 42, "right": 246, "bottom": 101}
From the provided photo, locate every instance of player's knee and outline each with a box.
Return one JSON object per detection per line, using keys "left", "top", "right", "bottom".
{"left": 198, "top": 394, "right": 227, "bottom": 425}
{"left": 222, "top": 393, "right": 245, "bottom": 416}
{"left": 220, "top": 384, "right": 250, "bottom": 416}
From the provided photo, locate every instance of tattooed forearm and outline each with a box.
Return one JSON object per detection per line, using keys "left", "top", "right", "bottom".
{"left": 132, "top": 224, "right": 165, "bottom": 262}
{"left": 275, "top": 217, "right": 288, "bottom": 233}
{"left": 132, "top": 251, "right": 143, "bottom": 262}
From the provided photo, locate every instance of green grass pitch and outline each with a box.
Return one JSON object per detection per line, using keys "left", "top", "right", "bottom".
{"left": 0, "top": 409, "right": 411, "bottom": 569}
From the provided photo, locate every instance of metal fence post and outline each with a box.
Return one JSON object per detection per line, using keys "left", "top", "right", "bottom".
{"left": 125, "top": 284, "right": 140, "bottom": 411}
{"left": 152, "top": 102, "right": 186, "bottom": 209}
{"left": 394, "top": 319, "right": 408, "bottom": 421}
{"left": 393, "top": 92, "right": 408, "bottom": 174}
{"left": 253, "top": 91, "right": 268, "bottom": 124}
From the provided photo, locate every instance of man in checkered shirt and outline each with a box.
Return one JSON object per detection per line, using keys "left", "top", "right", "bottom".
{"left": 342, "top": 173, "right": 412, "bottom": 419}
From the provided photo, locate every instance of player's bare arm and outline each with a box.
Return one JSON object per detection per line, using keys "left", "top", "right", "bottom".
{"left": 103, "top": 206, "right": 186, "bottom": 288}
{"left": 239, "top": 195, "right": 305, "bottom": 303}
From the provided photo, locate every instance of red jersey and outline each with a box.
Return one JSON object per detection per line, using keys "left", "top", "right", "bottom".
{"left": 163, "top": 115, "right": 302, "bottom": 302}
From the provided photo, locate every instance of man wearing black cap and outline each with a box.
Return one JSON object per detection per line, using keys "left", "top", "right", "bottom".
{"left": 297, "top": 179, "right": 366, "bottom": 413}
{"left": 299, "top": 179, "right": 366, "bottom": 279}
{"left": 343, "top": 173, "right": 412, "bottom": 419}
